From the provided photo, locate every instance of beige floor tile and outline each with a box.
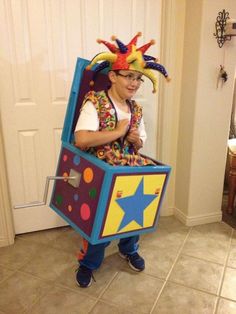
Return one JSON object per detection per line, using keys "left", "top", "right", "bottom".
{"left": 221, "top": 267, "right": 236, "bottom": 301}
{"left": 101, "top": 270, "right": 164, "bottom": 313}
{"left": 50, "top": 227, "right": 82, "bottom": 254}
{"left": 0, "top": 271, "right": 51, "bottom": 314}
{"left": 140, "top": 224, "right": 189, "bottom": 279}
{"left": 228, "top": 243, "right": 236, "bottom": 268}
{"left": 157, "top": 216, "right": 190, "bottom": 232}
{"left": 182, "top": 222, "right": 231, "bottom": 264}
{"left": 27, "top": 286, "right": 96, "bottom": 314}
{"left": 152, "top": 282, "right": 217, "bottom": 314}
{"left": 90, "top": 300, "right": 133, "bottom": 314}
{"left": 19, "top": 245, "right": 75, "bottom": 282}
{"left": 17, "top": 226, "right": 68, "bottom": 245}
{"left": 104, "top": 239, "right": 120, "bottom": 257}
{"left": 169, "top": 255, "right": 224, "bottom": 294}
{"left": 232, "top": 230, "right": 236, "bottom": 241}
{"left": 0, "top": 238, "right": 42, "bottom": 269}
{"left": 55, "top": 253, "right": 122, "bottom": 297}
{"left": 142, "top": 224, "right": 189, "bottom": 250}
{"left": 216, "top": 298, "right": 236, "bottom": 314}
{"left": 0, "top": 265, "right": 14, "bottom": 283}
{"left": 141, "top": 245, "right": 178, "bottom": 279}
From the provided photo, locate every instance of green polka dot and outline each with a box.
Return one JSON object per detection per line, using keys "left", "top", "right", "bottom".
{"left": 55, "top": 194, "right": 63, "bottom": 205}
{"left": 89, "top": 188, "right": 97, "bottom": 199}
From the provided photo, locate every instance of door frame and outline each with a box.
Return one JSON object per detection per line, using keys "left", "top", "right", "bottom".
{"left": 0, "top": 0, "right": 176, "bottom": 246}
{"left": 0, "top": 116, "right": 15, "bottom": 247}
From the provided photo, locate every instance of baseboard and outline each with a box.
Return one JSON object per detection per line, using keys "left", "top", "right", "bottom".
{"left": 160, "top": 206, "right": 174, "bottom": 216}
{"left": 173, "top": 207, "right": 222, "bottom": 226}
{"left": 0, "top": 236, "right": 14, "bottom": 248}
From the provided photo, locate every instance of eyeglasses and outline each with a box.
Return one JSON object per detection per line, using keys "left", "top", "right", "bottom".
{"left": 116, "top": 72, "right": 144, "bottom": 84}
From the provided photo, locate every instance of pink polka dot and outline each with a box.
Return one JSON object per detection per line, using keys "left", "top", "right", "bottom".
{"left": 68, "top": 205, "right": 73, "bottom": 212}
{"left": 80, "top": 203, "right": 91, "bottom": 221}
{"left": 63, "top": 154, "right": 68, "bottom": 162}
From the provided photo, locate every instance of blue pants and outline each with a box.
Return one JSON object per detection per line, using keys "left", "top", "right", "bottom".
{"left": 78, "top": 235, "right": 139, "bottom": 270}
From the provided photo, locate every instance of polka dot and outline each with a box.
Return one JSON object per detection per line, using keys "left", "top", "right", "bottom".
{"left": 83, "top": 167, "right": 94, "bottom": 183}
{"left": 80, "top": 203, "right": 91, "bottom": 220}
{"left": 73, "top": 155, "right": 80, "bottom": 166}
{"left": 68, "top": 205, "right": 73, "bottom": 212}
{"left": 89, "top": 188, "right": 97, "bottom": 199}
{"left": 74, "top": 193, "right": 79, "bottom": 201}
{"left": 55, "top": 194, "right": 63, "bottom": 205}
{"left": 63, "top": 154, "right": 68, "bottom": 162}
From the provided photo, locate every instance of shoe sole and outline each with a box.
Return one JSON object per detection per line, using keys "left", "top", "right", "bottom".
{"left": 76, "top": 278, "right": 92, "bottom": 288}
{"left": 119, "top": 252, "right": 144, "bottom": 272}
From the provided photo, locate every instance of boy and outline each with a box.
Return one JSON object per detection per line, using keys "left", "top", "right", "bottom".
{"left": 74, "top": 33, "right": 169, "bottom": 287}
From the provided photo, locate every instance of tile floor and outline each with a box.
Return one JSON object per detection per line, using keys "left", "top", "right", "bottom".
{"left": 0, "top": 216, "right": 236, "bottom": 314}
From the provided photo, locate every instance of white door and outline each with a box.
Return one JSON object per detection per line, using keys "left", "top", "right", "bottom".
{"left": 0, "top": 0, "right": 162, "bottom": 234}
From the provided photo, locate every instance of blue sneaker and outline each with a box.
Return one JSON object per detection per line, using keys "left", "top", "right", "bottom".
{"left": 119, "top": 252, "right": 145, "bottom": 272}
{"left": 76, "top": 265, "right": 95, "bottom": 288}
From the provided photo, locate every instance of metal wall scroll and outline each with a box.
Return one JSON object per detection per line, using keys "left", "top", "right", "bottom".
{"left": 214, "top": 9, "right": 231, "bottom": 48}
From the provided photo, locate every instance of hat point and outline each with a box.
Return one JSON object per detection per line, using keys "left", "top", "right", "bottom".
{"left": 97, "top": 38, "right": 102, "bottom": 44}
{"left": 111, "top": 35, "right": 116, "bottom": 41}
{"left": 150, "top": 39, "right": 155, "bottom": 45}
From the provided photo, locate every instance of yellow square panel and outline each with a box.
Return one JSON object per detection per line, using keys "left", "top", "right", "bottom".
{"left": 101, "top": 173, "right": 166, "bottom": 237}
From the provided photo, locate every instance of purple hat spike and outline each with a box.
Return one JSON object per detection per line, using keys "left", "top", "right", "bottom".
{"left": 111, "top": 36, "right": 128, "bottom": 53}
{"left": 93, "top": 61, "right": 110, "bottom": 72}
{"left": 143, "top": 55, "right": 157, "bottom": 62}
{"left": 145, "top": 61, "right": 169, "bottom": 78}
{"left": 89, "top": 61, "right": 110, "bottom": 86}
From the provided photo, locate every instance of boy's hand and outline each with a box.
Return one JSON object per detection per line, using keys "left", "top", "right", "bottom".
{"left": 127, "top": 128, "right": 139, "bottom": 143}
{"left": 115, "top": 119, "right": 130, "bottom": 137}
{"left": 127, "top": 128, "right": 143, "bottom": 149}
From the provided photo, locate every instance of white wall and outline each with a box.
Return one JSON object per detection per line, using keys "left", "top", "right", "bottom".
{"left": 175, "top": 0, "right": 236, "bottom": 225}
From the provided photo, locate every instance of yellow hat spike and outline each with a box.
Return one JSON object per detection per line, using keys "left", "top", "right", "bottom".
{"left": 86, "top": 52, "right": 117, "bottom": 71}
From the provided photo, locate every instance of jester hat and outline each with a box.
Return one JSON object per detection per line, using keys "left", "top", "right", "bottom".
{"left": 86, "top": 32, "right": 170, "bottom": 93}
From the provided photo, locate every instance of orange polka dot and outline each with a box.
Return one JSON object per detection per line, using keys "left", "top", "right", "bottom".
{"left": 83, "top": 167, "right": 94, "bottom": 183}
{"left": 68, "top": 205, "right": 73, "bottom": 212}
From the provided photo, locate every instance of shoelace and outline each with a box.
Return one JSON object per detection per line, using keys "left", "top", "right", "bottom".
{"left": 128, "top": 252, "right": 139, "bottom": 261}
{"left": 75, "top": 266, "right": 96, "bottom": 282}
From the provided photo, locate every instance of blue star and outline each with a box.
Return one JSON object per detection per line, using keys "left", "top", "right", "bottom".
{"left": 116, "top": 177, "right": 158, "bottom": 231}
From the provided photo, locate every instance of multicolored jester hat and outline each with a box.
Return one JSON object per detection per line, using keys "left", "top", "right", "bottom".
{"left": 86, "top": 32, "right": 170, "bottom": 93}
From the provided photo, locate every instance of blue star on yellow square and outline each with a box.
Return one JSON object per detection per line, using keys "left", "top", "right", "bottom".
{"left": 101, "top": 173, "right": 166, "bottom": 237}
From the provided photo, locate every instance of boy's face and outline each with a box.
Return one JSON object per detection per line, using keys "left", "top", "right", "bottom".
{"left": 108, "top": 70, "right": 143, "bottom": 99}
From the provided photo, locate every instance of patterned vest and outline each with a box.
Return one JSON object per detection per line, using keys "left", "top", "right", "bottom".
{"left": 81, "top": 90, "right": 155, "bottom": 166}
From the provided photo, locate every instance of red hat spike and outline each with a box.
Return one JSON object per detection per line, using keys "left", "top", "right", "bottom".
{"left": 127, "top": 32, "right": 142, "bottom": 47}
{"left": 138, "top": 40, "right": 155, "bottom": 54}
{"left": 97, "top": 39, "right": 117, "bottom": 53}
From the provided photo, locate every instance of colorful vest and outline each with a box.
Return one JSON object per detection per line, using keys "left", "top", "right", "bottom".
{"left": 81, "top": 90, "right": 155, "bottom": 166}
